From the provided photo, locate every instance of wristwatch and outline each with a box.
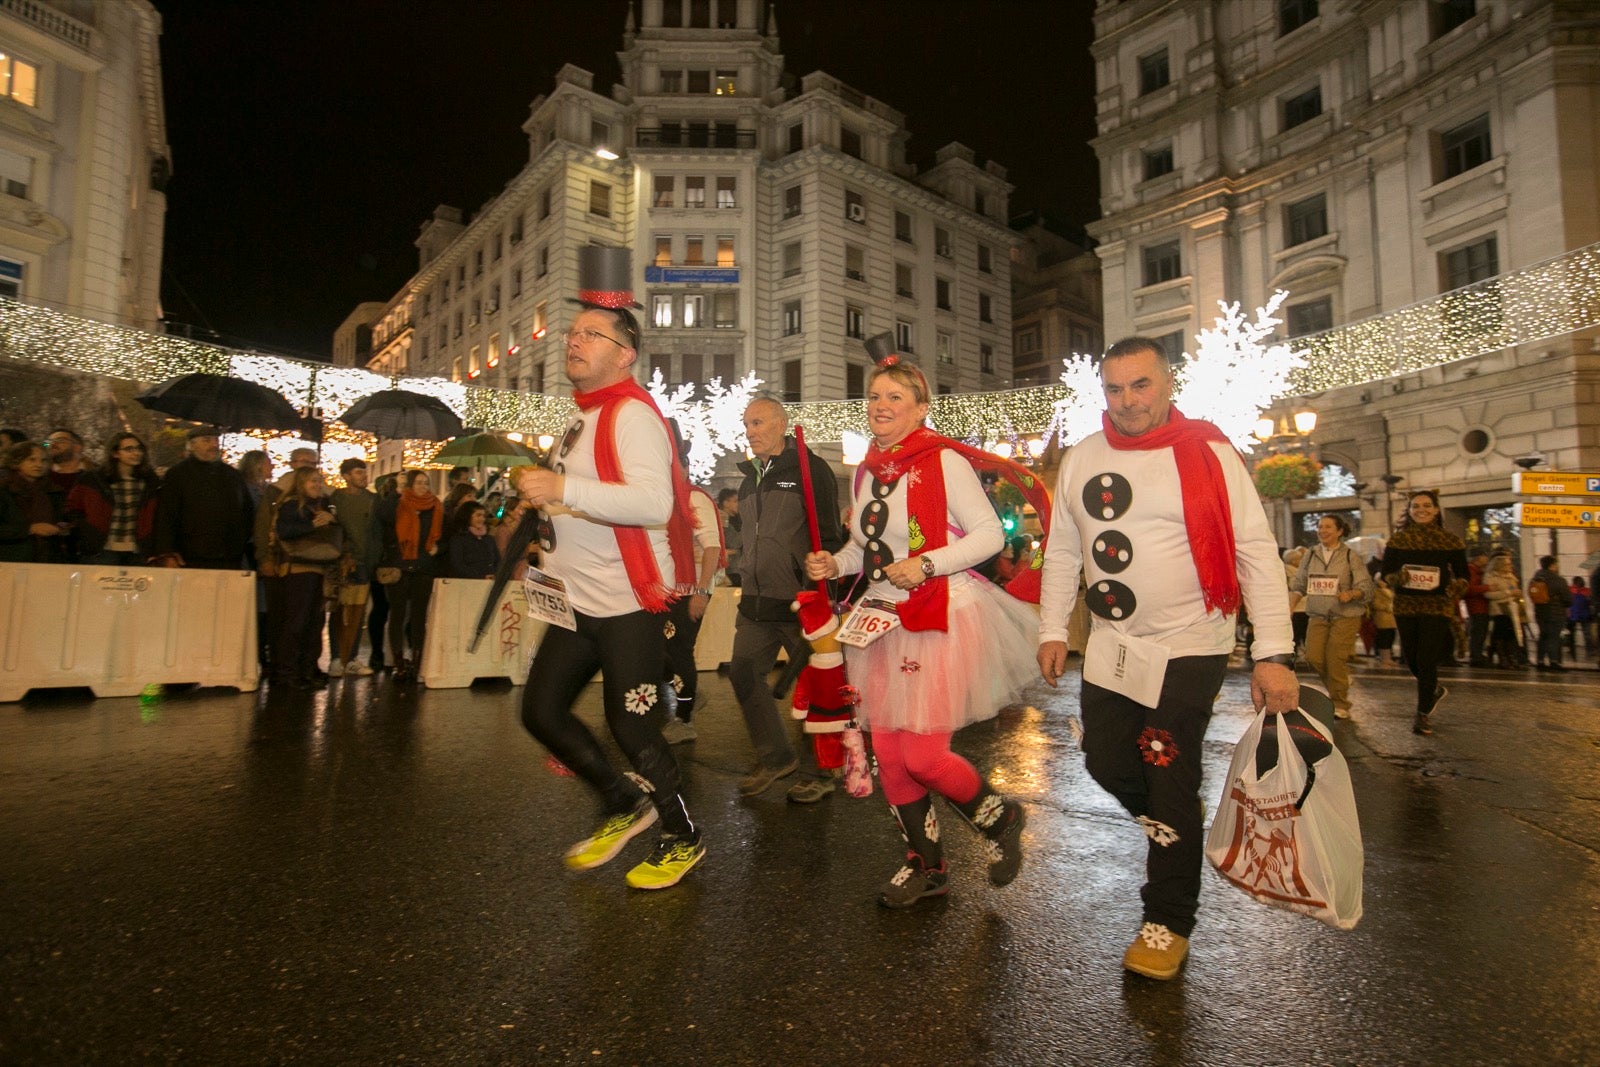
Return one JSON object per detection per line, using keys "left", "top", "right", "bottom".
{"left": 692, "top": 587, "right": 713, "bottom": 597}
{"left": 920, "top": 555, "right": 936, "bottom": 578}
{"left": 1256, "top": 654, "right": 1295, "bottom": 667}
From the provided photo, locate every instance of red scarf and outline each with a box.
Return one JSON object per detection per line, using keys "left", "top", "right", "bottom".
{"left": 571, "top": 378, "right": 697, "bottom": 612}
{"left": 860, "top": 427, "right": 1052, "bottom": 631}
{"left": 395, "top": 490, "right": 442, "bottom": 561}
{"left": 1101, "top": 406, "right": 1240, "bottom": 615}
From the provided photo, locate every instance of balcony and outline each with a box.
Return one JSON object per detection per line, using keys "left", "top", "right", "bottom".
{"left": 636, "top": 127, "right": 756, "bottom": 150}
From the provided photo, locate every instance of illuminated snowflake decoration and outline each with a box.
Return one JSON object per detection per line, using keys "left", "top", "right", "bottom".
{"left": 647, "top": 368, "right": 763, "bottom": 484}
{"left": 623, "top": 683, "right": 658, "bottom": 715}
{"left": 1047, "top": 291, "right": 1304, "bottom": 451}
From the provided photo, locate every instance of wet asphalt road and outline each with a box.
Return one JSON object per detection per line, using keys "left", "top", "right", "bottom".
{"left": 3, "top": 655, "right": 1598, "bottom": 1066}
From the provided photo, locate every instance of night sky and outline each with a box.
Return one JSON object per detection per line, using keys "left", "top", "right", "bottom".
{"left": 152, "top": 0, "right": 1098, "bottom": 359}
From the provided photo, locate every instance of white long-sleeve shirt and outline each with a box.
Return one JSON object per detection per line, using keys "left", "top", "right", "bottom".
{"left": 546, "top": 399, "right": 674, "bottom": 618}
{"left": 834, "top": 449, "right": 1004, "bottom": 603}
{"left": 1038, "top": 431, "right": 1292, "bottom": 660}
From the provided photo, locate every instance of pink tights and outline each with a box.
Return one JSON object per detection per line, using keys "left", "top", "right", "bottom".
{"left": 872, "top": 729, "right": 981, "bottom": 807}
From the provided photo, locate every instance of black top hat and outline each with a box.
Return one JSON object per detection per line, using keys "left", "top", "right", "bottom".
{"left": 572, "top": 246, "right": 642, "bottom": 310}
{"left": 863, "top": 332, "right": 897, "bottom": 364}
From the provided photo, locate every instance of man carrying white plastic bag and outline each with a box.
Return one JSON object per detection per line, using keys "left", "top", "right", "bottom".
{"left": 1206, "top": 685, "right": 1364, "bottom": 930}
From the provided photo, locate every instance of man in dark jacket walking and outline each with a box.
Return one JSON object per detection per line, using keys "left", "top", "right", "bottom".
{"left": 1530, "top": 555, "right": 1572, "bottom": 670}
{"left": 729, "top": 397, "right": 844, "bottom": 802}
{"left": 153, "top": 427, "right": 254, "bottom": 570}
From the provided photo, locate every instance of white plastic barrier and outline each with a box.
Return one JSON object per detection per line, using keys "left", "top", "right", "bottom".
{"left": 420, "top": 577, "right": 546, "bottom": 689}
{"left": 0, "top": 562, "right": 259, "bottom": 702}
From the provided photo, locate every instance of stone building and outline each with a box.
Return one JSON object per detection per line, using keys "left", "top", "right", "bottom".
{"left": 1010, "top": 212, "right": 1103, "bottom": 387}
{"left": 1088, "top": 0, "right": 1599, "bottom": 572}
{"left": 359, "top": 0, "right": 1016, "bottom": 421}
{"left": 0, "top": 0, "right": 168, "bottom": 331}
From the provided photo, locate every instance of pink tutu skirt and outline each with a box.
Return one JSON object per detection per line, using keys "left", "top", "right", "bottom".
{"left": 843, "top": 573, "right": 1040, "bottom": 734}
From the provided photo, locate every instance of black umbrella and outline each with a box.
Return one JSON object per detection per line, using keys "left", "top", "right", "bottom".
{"left": 136, "top": 373, "right": 304, "bottom": 432}
{"left": 339, "top": 389, "right": 463, "bottom": 441}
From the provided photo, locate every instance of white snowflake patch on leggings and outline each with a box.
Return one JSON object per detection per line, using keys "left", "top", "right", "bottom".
{"left": 1137, "top": 815, "right": 1180, "bottom": 847}
{"left": 624, "top": 683, "right": 658, "bottom": 715}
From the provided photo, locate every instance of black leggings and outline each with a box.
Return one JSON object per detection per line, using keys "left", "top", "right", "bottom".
{"left": 1397, "top": 614, "right": 1452, "bottom": 714}
{"left": 521, "top": 609, "right": 692, "bottom": 834}
{"left": 661, "top": 597, "right": 705, "bottom": 720}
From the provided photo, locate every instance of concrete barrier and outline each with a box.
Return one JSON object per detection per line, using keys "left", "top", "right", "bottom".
{"left": 0, "top": 563, "right": 259, "bottom": 702}
{"left": 420, "top": 578, "right": 546, "bottom": 689}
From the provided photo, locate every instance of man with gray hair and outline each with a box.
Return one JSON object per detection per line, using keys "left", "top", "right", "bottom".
{"left": 729, "top": 396, "right": 844, "bottom": 802}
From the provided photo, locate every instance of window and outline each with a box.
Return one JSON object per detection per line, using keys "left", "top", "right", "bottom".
{"left": 844, "top": 188, "right": 866, "bottom": 224}
{"left": 935, "top": 227, "right": 952, "bottom": 258}
{"left": 538, "top": 186, "right": 551, "bottom": 220}
{"left": 845, "top": 245, "right": 866, "bottom": 282}
{"left": 1155, "top": 330, "right": 1185, "bottom": 362}
{"left": 846, "top": 304, "right": 865, "bottom": 340}
{"left": 783, "top": 185, "right": 801, "bottom": 219}
{"left": 1283, "top": 85, "right": 1322, "bottom": 130}
{"left": 653, "top": 294, "right": 675, "bottom": 328}
{"left": 684, "top": 294, "right": 705, "bottom": 328}
{"left": 896, "top": 319, "right": 914, "bottom": 354}
{"left": 533, "top": 302, "right": 548, "bottom": 339}
{"left": 895, "top": 210, "right": 913, "bottom": 243}
{"left": 422, "top": 292, "right": 432, "bottom": 316}
{"left": 654, "top": 235, "right": 673, "bottom": 268}
{"left": 452, "top": 357, "right": 462, "bottom": 383}
{"left": 488, "top": 332, "right": 501, "bottom": 368}
{"left": 895, "top": 262, "right": 915, "bottom": 300}
{"left": 716, "top": 235, "right": 734, "bottom": 267}
{"left": 685, "top": 235, "right": 704, "bottom": 266}
{"left": 487, "top": 283, "right": 500, "bottom": 315}
{"left": 530, "top": 362, "right": 545, "bottom": 393}
{"left": 1, "top": 54, "right": 38, "bottom": 108}
{"left": 1143, "top": 143, "right": 1174, "bottom": 180}
{"left": 681, "top": 353, "right": 703, "bottom": 384}
{"left": 977, "top": 244, "right": 992, "bottom": 273}
{"left": 1286, "top": 297, "right": 1333, "bottom": 337}
{"left": 788, "top": 122, "right": 803, "bottom": 153}
{"left": 591, "top": 121, "right": 611, "bottom": 152}
{"left": 511, "top": 268, "right": 523, "bottom": 298}
{"left": 1016, "top": 327, "right": 1040, "bottom": 355}
{"left": 980, "top": 343, "right": 994, "bottom": 374}
{"left": 714, "top": 353, "right": 736, "bottom": 381}
{"left": 979, "top": 293, "right": 993, "bottom": 323}
{"left": 659, "top": 69, "right": 683, "bottom": 94}
{"left": 936, "top": 331, "right": 953, "bottom": 366}
{"left": 686, "top": 176, "right": 706, "bottom": 208}
{"left": 1142, "top": 240, "right": 1181, "bottom": 286}
{"left": 457, "top": 264, "right": 466, "bottom": 289}
{"left": 1285, "top": 193, "right": 1328, "bottom": 247}
{"left": 1138, "top": 48, "right": 1170, "bottom": 96}
{"left": 453, "top": 310, "right": 463, "bottom": 337}
{"left": 846, "top": 363, "right": 866, "bottom": 400}
{"left": 713, "top": 292, "right": 736, "bottom": 328}
{"left": 419, "top": 336, "right": 430, "bottom": 364}
{"left": 783, "top": 300, "right": 802, "bottom": 336}
{"left": 662, "top": 0, "right": 682, "bottom": 26}
{"left": 537, "top": 245, "right": 549, "bottom": 277}
{"left": 716, "top": 176, "right": 736, "bottom": 209}
{"left": 438, "top": 324, "right": 447, "bottom": 349}
{"left": 0, "top": 147, "right": 30, "bottom": 199}
{"left": 492, "top": 234, "right": 503, "bottom": 262}
{"left": 715, "top": 70, "right": 736, "bottom": 95}
{"left": 783, "top": 359, "right": 802, "bottom": 402}
{"left": 1278, "top": 0, "right": 1318, "bottom": 35}
{"left": 589, "top": 181, "right": 611, "bottom": 217}
{"left": 841, "top": 126, "right": 862, "bottom": 158}
{"left": 783, "top": 241, "right": 802, "bottom": 278}
{"left": 650, "top": 352, "right": 672, "bottom": 382}
{"left": 688, "top": 69, "right": 711, "bottom": 94}
{"left": 1440, "top": 114, "right": 1492, "bottom": 180}
{"left": 1443, "top": 236, "right": 1498, "bottom": 289}
{"left": 654, "top": 175, "right": 674, "bottom": 208}
{"left": 1433, "top": 0, "right": 1475, "bottom": 37}
{"left": 474, "top": 249, "right": 484, "bottom": 277}
{"left": 974, "top": 190, "right": 986, "bottom": 216}
{"left": 935, "top": 277, "right": 952, "bottom": 311}
{"left": 471, "top": 297, "right": 481, "bottom": 325}
{"left": 509, "top": 214, "right": 524, "bottom": 244}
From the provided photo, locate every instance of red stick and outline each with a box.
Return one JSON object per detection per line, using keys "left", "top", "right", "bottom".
{"left": 792, "top": 424, "right": 829, "bottom": 596}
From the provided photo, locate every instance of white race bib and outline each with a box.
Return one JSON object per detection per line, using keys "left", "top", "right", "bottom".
{"left": 1083, "top": 627, "right": 1172, "bottom": 709}
{"left": 1401, "top": 565, "right": 1441, "bottom": 592}
{"left": 522, "top": 567, "right": 577, "bottom": 631}
{"left": 1307, "top": 576, "right": 1340, "bottom": 597}
{"left": 838, "top": 597, "right": 902, "bottom": 648}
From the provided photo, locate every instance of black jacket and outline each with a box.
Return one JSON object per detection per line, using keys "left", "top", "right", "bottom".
{"left": 735, "top": 438, "right": 843, "bottom": 622}
{"left": 153, "top": 457, "right": 253, "bottom": 567}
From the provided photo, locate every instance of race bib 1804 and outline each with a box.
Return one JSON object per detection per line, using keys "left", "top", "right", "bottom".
{"left": 1401, "top": 565, "right": 1440, "bottom": 592}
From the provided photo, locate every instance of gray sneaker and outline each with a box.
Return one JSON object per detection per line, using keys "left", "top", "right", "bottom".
{"left": 786, "top": 776, "right": 836, "bottom": 804}
{"left": 661, "top": 717, "right": 697, "bottom": 744}
{"left": 737, "top": 758, "right": 798, "bottom": 797}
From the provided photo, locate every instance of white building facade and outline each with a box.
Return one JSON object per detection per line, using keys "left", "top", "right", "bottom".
{"left": 0, "top": 0, "right": 168, "bottom": 330}
{"left": 1089, "top": 0, "right": 1600, "bottom": 570}
{"left": 363, "top": 0, "right": 1016, "bottom": 414}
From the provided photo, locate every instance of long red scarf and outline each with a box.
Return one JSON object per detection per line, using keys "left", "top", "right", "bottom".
{"left": 570, "top": 378, "right": 697, "bottom": 612}
{"left": 1101, "top": 406, "right": 1240, "bottom": 615}
{"left": 860, "top": 427, "right": 1051, "bottom": 631}
{"left": 395, "top": 490, "right": 441, "bottom": 561}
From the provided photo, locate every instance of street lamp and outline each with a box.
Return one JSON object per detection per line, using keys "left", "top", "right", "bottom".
{"left": 1381, "top": 473, "right": 1404, "bottom": 529}
{"left": 1252, "top": 404, "right": 1318, "bottom": 454}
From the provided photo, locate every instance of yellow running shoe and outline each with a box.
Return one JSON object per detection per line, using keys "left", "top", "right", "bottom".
{"left": 563, "top": 800, "right": 657, "bottom": 871}
{"left": 624, "top": 833, "right": 706, "bottom": 890}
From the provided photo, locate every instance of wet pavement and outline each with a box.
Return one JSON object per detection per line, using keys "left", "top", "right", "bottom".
{"left": 3, "top": 655, "right": 1599, "bottom": 1065}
